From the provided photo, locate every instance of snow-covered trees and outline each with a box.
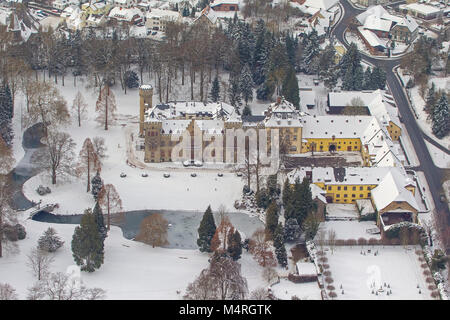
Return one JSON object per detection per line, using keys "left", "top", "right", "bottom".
{"left": 27, "top": 272, "right": 106, "bottom": 300}
{"left": 340, "top": 43, "right": 364, "bottom": 91}
{"left": 27, "top": 247, "right": 54, "bottom": 281}
{"left": 300, "top": 30, "right": 320, "bottom": 75}
{"left": 91, "top": 171, "right": 103, "bottom": 201}
{"left": 363, "top": 67, "right": 386, "bottom": 90}
{"left": 71, "top": 91, "right": 87, "bottom": 127}
{"left": 249, "top": 228, "right": 276, "bottom": 268}
{"left": 78, "top": 138, "right": 101, "bottom": 192}
{"left": 135, "top": 213, "right": 169, "bottom": 248}
{"left": 284, "top": 218, "right": 302, "bottom": 242}
{"left": 273, "top": 223, "right": 287, "bottom": 268}
{"left": 239, "top": 64, "right": 254, "bottom": 105}
{"left": 124, "top": 70, "right": 139, "bottom": 89}
{"left": 33, "top": 129, "right": 76, "bottom": 185}
{"left": 281, "top": 67, "right": 299, "bottom": 109}
{"left": 228, "top": 75, "right": 242, "bottom": 113}
{"left": 71, "top": 209, "right": 105, "bottom": 272}
{"left": 38, "top": 227, "right": 64, "bottom": 253}
{"left": 98, "top": 184, "right": 123, "bottom": 231}
{"left": 93, "top": 202, "right": 107, "bottom": 241}
{"left": 0, "top": 84, "right": 13, "bottom": 146}
{"left": 265, "top": 201, "right": 279, "bottom": 241}
{"left": 227, "top": 229, "right": 242, "bottom": 261}
{"left": 432, "top": 93, "right": 450, "bottom": 138}
{"left": 0, "top": 142, "right": 15, "bottom": 258}
{"left": 0, "top": 283, "right": 18, "bottom": 300}
{"left": 210, "top": 75, "right": 220, "bottom": 103}
{"left": 184, "top": 254, "right": 248, "bottom": 300}
{"left": 95, "top": 85, "right": 117, "bottom": 130}
{"left": 197, "top": 205, "right": 217, "bottom": 253}
{"left": 318, "top": 44, "right": 338, "bottom": 91}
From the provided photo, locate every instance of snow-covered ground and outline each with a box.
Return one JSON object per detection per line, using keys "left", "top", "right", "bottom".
{"left": 399, "top": 70, "right": 450, "bottom": 151}
{"left": 326, "top": 204, "right": 360, "bottom": 220}
{"left": 270, "top": 279, "right": 322, "bottom": 300}
{"left": 0, "top": 217, "right": 271, "bottom": 299}
{"left": 326, "top": 246, "right": 434, "bottom": 300}
{"left": 316, "top": 221, "right": 381, "bottom": 241}
{"left": 425, "top": 141, "right": 450, "bottom": 169}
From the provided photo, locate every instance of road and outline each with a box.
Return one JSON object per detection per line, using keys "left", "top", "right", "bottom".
{"left": 331, "top": 0, "right": 450, "bottom": 229}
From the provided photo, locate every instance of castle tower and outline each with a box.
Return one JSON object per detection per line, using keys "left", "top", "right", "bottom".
{"left": 139, "top": 85, "right": 153, "bottom": 137}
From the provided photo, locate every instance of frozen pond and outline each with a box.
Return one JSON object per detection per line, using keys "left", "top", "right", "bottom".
{"left": 32, "top": 209, "right": 263, "bottom": 250}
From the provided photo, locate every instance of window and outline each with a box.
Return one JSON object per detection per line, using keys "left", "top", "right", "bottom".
{"left": 336, "top": 194, "right": 340, "bottom": 198}
{"left": 337, "top": 186, "right": 341, "bottom": 190}
{"left": 344, "top": 194, "right": 348, "bottom": 198}
{"left": 367, "top": 192, "right": 371, "bottom": 197}
{"left": 360, "top": 194, "right": 364, "bottom": 197}
{"left": 352, "top": 194, "right": 355, "bottom": 198}
{"left": 360, "top": 186, "right": 363, "bottom": 190}
{"left": 344, "top": 186, "right": 347, "bottom": 191}
{"left": 328, "top": 186, "right": 332, "bottom": 191}
{"left": 352, "top": 186, "right": 356, "bottom": 191}
{"left": 367, "top": 186, "right": 371, "bottom": 190}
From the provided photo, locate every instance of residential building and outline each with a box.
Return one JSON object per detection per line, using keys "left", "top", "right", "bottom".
{"left": 145, "top": 9, "right": 180, "bottom": 32}
{"left": 210, "top": 0, "right": 239, "bottom": 11}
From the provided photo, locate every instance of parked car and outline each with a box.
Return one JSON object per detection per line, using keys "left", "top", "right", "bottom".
{"left": 141, "top": 173, "right": 148, "bottom": 177}
{"left": 191, "top": 173, "right": 197, "bottom": 177}
{"left": 217, "top": 173, "right": 223, "bottom": 177}
{"left": 194, "top": 160, "right": 203, "bottom": 167}
{"left": 163, "top": 173, "right": 170, "bottom": 178}
{"left": 120, "top": 172, "right": 127, "bottom": 178}
{"left": 183, "top": 160, "right": 191, "bottom": 167}
{"left": 236, "top": 172, "right": 243, "bottom": 177}
{"left": 440, "top": 194, "right": 447, "bottom": 203}
{"left": 151, "top": 31, "right": 157, "bottom": 36}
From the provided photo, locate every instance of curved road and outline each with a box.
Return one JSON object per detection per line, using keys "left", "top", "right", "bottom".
{"left": 331, "top": 0, "right": 450, "bottom": 232}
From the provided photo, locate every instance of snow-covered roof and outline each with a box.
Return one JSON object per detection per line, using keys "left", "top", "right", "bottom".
{"left": 302, "top": 0, "right": 338, "bottom": 11}
{"left": 210, "top": 0, "right": 239, "bottom": 7}
{"left": 108, "top": 6, "right": 142, "bottom": 21}
{"left": 146, "top": 8, "right": 180, "bottom": 20}
{"left": 310, "top": 183, "right": 326, "bottom": 203}
{"left": 392, "top": 15, "right": 419, "bottom": 33}
{"left": 364, "top": 15, "right": 392, "bottom": 32}
{"left": 195, "top": 5, "right": 217, "bottom": 25}
{"left": 296, "top": 262, "right": 318, "bottom": 277}
{"left": 404, "top": 3, "right": 442, "bottom": 15}
{"left": 300, "top": 90, "right": 316, "bottom": 109}
{"left": 371, "top": 169, "right": 419, "bottom": 212}
{"left": 358, "top": 27, "right": 387, "bottom": 48}
{"left": 356, "top": 5, "right": 389, "bottom": 25}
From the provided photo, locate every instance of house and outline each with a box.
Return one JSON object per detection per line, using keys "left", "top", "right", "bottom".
{"left": 291, "top": 0, "right": 339, "bottom": 12}
{"left": 371, "top": 169, "right": 419, "bottom": 232}
{"left": 81, "top": 2, "right": 111, "bottom": 16}
{"left": 194, "top": 5, "right": 218, "bottom": 29}
{"left": 145, "top": 9, "right": 180, "bottom": 32}
{"left": 400, "top": 2, "right": 443, "bottom": 20}
{"left": 113, "top": 0, "right": 135, "bottom": 9}
{"left": 210, "top": 0, "right": 239, "bottom": 12}
{"left": 356, "top": 0, "right": 389, "bottom": 7}
{"left": 53, "top": 0, "right": 79, "bottom": 10}
{"left": 108, "top": 6, "right": 142, "bottom": 24}
{"left": 390, "top": 15, "right": 419, "bottom": 44}
{"left": 357, "top": 26, "right": 387, "bottom": 54}
{"left": 295, "top": 262, "right": 318, "bottom": 282}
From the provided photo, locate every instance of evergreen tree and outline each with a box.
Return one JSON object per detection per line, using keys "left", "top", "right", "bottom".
{"left": 363, "top": 67, "right": 372, "bottom": 90}
{"left": 0, "top": 84, "right": 13, "bottom": 146}
{"left": 282, "top": 178, "right": 292, "bottom": 207}
{"left": 284, "top": 218, "right": 302, "bottom": 242}
{"left": 281, "top": 67, "right": 300, "bottom": 108}
{"left": 265, "top": 201, "right": 279, "bottom": 241}
{"left": 432, "top": 93, "right": 450, "bottom": 138}
{"left": 242, "top": 105, "right": 252, "bottom": 116}
{"left": 301, "top": 30, "right": 320, "bottom": 74}
{"left": 124, "top": 70, "right": 140, "bottom": 89}
{"left": 240, "top": 64, "right": 254, "bottom": 105}
{"left": 210, "top": 75, "right": 220, "bottom": 102}
{"left": 371, "top": 67, "right": 386, "bottom": 90}
{"left": 227, "top": 230, "right": 242, "bottom": 261}
{"left": 273, "top": 223, "right": 287, "bottom": 268}
{"left": 190, "top": 6, "right": 196, "bottom": 18}
{"left": 197, "top": 205, "right": 217, "bottom": 252}
{"left": 38, "top": 227, "right": 64, "bottom": 253}
{"left": 425, "top": 82, "right": 437, "bottom": 114}
{"left": 228, "top": 76, "right": 242, "bottom": 113}
{"left": 71, "top": 209, "right": 104, "bottom": 272}
{"left": 93, "top": 201, "right": 107, "bottom": 240}
{"left": 318, "top": 44, "right": 338, "bottom": 90}
{"left": 91, "top": 171, "right": 103, "bottom": 201}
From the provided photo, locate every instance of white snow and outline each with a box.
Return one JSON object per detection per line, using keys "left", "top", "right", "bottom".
{"left": 316, "top": 221, "right": 381, "bottom": 241}
{"left": 326, "top": 246, "right": 434, "bottom": 300}
{"left": 425, "top": 140, "right": 450, "bottom": 169}
{"left": 270, "top": 279, "right": 322, "bottom": 300}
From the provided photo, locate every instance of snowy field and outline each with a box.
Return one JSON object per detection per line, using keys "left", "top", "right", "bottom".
{"left": 326, "top": 246, "right": 434, "bottom": 300}
{"left": 0, "top": 217, "right": 270, "bottom": 300}
{"left": 326, "top": 204, "right": 360, "bottom": 220}
{"left": 316, "top": 221, "right": 381, "bottom": 241}
{"left": 270, "top": 279, "right": 322, "bottom": 300}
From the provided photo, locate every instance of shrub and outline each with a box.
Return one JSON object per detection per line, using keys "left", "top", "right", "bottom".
{"left": 423, "top": 270, "right": 431, "bottom": 276}
{"left": 426, "top": 277, "right": 434, "bottom": 284}
{"left": 428, "top": 285, "right": 436, "bottom": 291}
{"left": 431, "top": 291, "right": 440, "bottom": 299}
{"left": 421, "top": 263, "right": 428, "bottom": 269}
{"left": 328, "top": 291, "right": 337, "bottom": 298}
{"left": 325, "top": 277, "right": 334, "bottom": 284}
{"left": 322, "top": 264, "right": 330, "bottom": 269}
{"left": 318, "top": 256, "right": 328, "bottom": 263}
{"left": 345, "top": 239, "right": 357, "bottom": 247}
{"left": 326, "top": 285, "right": 335, "bottom": 291}
{"left": 368, "top": 238, "right": 379, "bottom": 245}
{"left": 323, "top": 271, "right": 331, "bottom": 277}
{"left": 335, "top": 239, "right": 345, "bottom": 246}
{"left": 418, "top": 257, "right": 425, "bottom": 262}
{"left": 415, "top": 250, "right": 423, "bottom": 255}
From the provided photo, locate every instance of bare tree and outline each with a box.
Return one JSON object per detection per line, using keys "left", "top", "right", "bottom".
{"left": 210, "top": 215, "right": 234, "bottom": 253}
{"left": 262, "top": 266, "right": 278, "bottom": 285}
{"left": 95, "top": 85, "right": 117, "bottom": 130}
{"left": 0, "top": 283, "right": 18, "bottom": 300}
{"left": 27, "top": 272, "right": 106, "bottom": 300}
{"left": 77, "top": 138, "right": 100, "bottom": 192}
{"left": 92, "top": 136, "right": 108, "bottom": 163}
{"left": 184, "top": 268, "right": 218, "bottom": 300}
{"left": 317, "top": 229, "right": 327, "bottom": 252}
{"left": 26, "top": 81, "right": 70, "bottom": 131}
{"left": 98, "top": 184, "right": 123, "bottom": 230}
{"left": 27, "top": 247, "right": 54, "bottom": 281}
{"left": 71, "top": 91, "right": 88, "bottom": 127}
{"left": 249, "top": 228, "right": 277, "bottom": 268}
{"left": 33, "top": 129, "right": 76, "bottom": 185}
{"left": 249, "top": 287, "right": 270, "bottom": 300}
{"left": 0, "top": 173, "right": 17, "bottom": 258}
{"left": 135, "top": 213, "right": 169, "bottom": 248}
{"left": 328, "top": 229, "right": 337, "bottom": 254}
{"left": 208, "top": 255, "right": 248, "bottom": 300}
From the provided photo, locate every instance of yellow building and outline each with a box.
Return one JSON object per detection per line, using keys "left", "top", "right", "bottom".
{"left": 81, "top": 2, "right": 112, "bottom": 16}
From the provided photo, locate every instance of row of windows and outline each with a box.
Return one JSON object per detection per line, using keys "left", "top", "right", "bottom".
{"left": 335, "top": 193, "right": 371, "bottom": 198}
{"left": 327, "top": 185, "right": 373, "bottom": 191}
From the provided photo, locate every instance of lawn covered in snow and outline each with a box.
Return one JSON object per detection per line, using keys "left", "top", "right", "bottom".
{"left": 316, "top": 221, "right": 381, "bottom": 241}
{"left": 0, "top": 217, "right": 270, "bottom": 300}
{"left": 325, "top": 246, "right": 433, "bottom": 300}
